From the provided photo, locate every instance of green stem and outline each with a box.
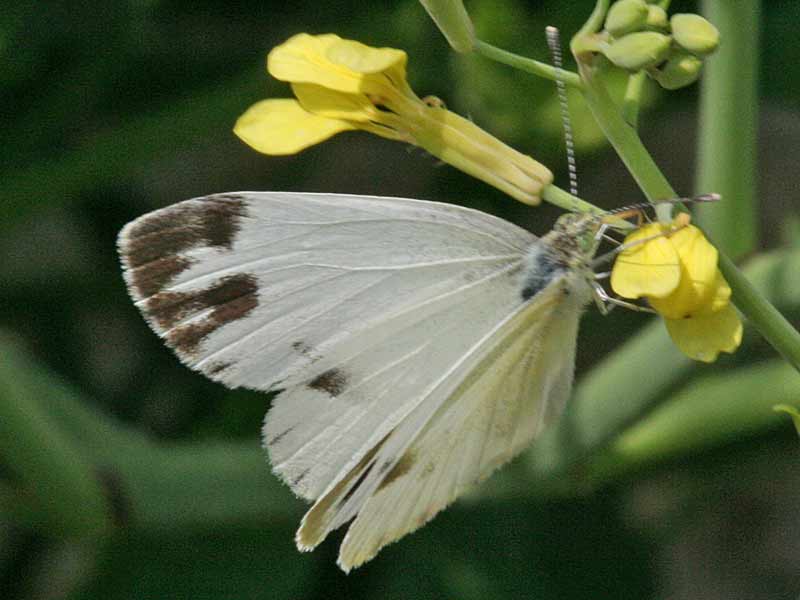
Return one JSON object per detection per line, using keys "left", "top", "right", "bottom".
{"left": 577, "top": 61, "right": 675, "bottom": 220}
{"left": 622, "top": 72, "right": 647, "bottom": 128}
{"left": 0, "top": 333, "right": 140, "bottom": 450}
{"left": 719, "top": 253, "right": 800, "bottom": 371}
{"left": 589, "top": 360, "right": 800, "bottom": 483}
{"left": 114, "top": 442, "right": 298, "bottom": 532}
{"left": 575, "top": 0, "right": 610, "bottom": 41}
{"left": 577, "top": 60, "right": 800, "bottom": 373}
{"left": 773, "top": 404, "right": 800, "bottom": 437}
{"left": 542, "top": 184, "right": 604, "bottom": 215}
{"left": 695, "top": 0, "right": 760, "bottom": 257}
{"left": 0, "top": 339, "right": 111, "bottom": 536}
{"left": 474, "top": 40, "right": 582, "bottom": 88}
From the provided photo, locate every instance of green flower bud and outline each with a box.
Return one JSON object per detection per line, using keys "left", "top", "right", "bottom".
{"left": 418, "top": 0, "right": 475, "bottom": 53}
{"left": 605, "top": 0, "right": 649, "bottom": 37}
{"left": 604, "top": 31, "right": 672, "bottom": 72}
{"left": 645, "top": 5, "right": 668, "bottom": 30}
{"left": 671, "top": 13, "right": 720, "bottom": 56}
{"left": 651, "top": 50, "right": 703, "bottom": 89}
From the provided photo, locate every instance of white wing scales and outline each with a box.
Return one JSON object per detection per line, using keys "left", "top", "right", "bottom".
{"left": 333, "top": 284, "right": 583, "bottom": 571}
{"left": 119, "top": 192, "right": 533, "bottom": 388}
{"left": 118, "top": 191, "right": 586, "bottom": 571}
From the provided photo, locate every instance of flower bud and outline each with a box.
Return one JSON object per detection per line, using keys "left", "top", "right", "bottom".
{"left": 651, "top": 50, "right": 703, "bottom": 89}
{"left": 418, "top": 0, "right": 475, "bottom": 53}
{"left": 671, "top": 13, "right": 720, "bottom": 56}
{"left": 645, "top": 5, "right": 668, "bottom": 30}
{"left": 605, "top": 0, "right": 649, "bottom": 37}
{"left": 604, "top": 31, "right": 671, "bottom": 71}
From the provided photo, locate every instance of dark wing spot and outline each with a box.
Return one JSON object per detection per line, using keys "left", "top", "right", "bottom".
{"left": 147, "top": 273, "right": 258, "bottom": 330}
{"left": 292, "top": 467, "right": 311, "bottom": 488}
{"left": 266, "top": 426, "right": 294, "bottom": 447}
{"left": 129, "top": 255, "right": 194, "bottom": 299}
{"left": 292, "top": 340, "right": 313, "bottom": 356}
{"left": 121, "top": 195, "right": 248, "bottom": 297}
{"left": 205, "top": 361, "right": 232, "bottom": 376}
{"left": 144, "top": 273, "right": 258, "bottom": 356}
{"left": 377, "top": 451, "right": 416, "bottom": 491}
{"left": 200, "top": 194, "right": 248, "bottom": 249}
{"left": 308, "top": 369, "right": 348, "bottom": 396}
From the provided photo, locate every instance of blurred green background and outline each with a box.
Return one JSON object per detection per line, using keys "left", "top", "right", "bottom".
{"left": 2, "top": 1, "right": 800, "bottom": 598}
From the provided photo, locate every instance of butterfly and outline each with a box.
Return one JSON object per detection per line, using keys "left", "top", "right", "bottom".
{"left": 117, "top": 191, "right": 607, "bottom": 571}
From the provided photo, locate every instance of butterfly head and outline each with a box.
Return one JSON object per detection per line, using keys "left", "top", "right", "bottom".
{"left": 551, "top": 212, "right": 603, "bottom": 262}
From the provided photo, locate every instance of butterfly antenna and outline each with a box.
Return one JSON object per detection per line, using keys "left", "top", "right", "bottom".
{"left": 545, "top": 25, "right": 578, "bottom": 203}
{"left": 606, "top": 193, "right": 721, "bottom": 220}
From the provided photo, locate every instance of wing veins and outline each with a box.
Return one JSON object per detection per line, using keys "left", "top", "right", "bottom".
{"left": 169, "top": 254, "right": 522, "bottom": 295}
{"left": 194, "top": 269, "right": 396, "bottom": 372}
{"left": 328, "top": 283, "right": 561, "bottom": 523}
{"left": 272, "top": 341, "right": 429, "bottom": 471}
{"left": 195, "top": 258, "right": 523, "bottom": 377}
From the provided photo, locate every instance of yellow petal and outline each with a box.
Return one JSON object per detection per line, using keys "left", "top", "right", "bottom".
{"left": 411, "top": 107, "right": 552, "bottom": 205}
{"left": 233, "top": 99, "right": 354, "bottom": 155}
{"left": 650, "top": 224, "right": 718, "bottom": 319}
{"left": 325, "top": 36, "right": 407, "bottom": 75}
{"left": 664, "top": 303, "right": 743, "bottom": 363}
{"left": 610, "top": 223, "right": 681, "bottom": 299}
{"left": 267, "top": 33, "right": 406, "bottom": 96}
{"left": 291, "top": 83, "right": 376, "bottom": 123}
{"left": 292, "top": 83, "right": 406, "bottom": 142}
{"left": 705, "top": 270, "right": 732, "bottom": 313}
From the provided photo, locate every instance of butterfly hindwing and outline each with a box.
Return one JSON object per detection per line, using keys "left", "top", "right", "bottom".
{"left": 333, "top": 280, "right": 583, "bottom": 571}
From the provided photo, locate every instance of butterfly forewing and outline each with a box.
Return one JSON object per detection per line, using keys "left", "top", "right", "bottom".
{"left": 119, "top": 192, "right": 534, "bottom": 388}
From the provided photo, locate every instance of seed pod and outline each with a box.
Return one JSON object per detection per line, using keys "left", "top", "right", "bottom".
{"left": 604, "top": 31, "right": 672, "bottom": 71}
{"left": 605, "top": 0, "right": 649, "bottom": 37}
{"left": 651, "top": 51, "right": 703, "bottom": 89}
{"left": 671, "top": 13, "right": 720, "bottom": 56}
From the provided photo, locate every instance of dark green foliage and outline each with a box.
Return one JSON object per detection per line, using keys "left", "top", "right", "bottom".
{"left": 2, "top": 1, "right": 799, "bottom": 599}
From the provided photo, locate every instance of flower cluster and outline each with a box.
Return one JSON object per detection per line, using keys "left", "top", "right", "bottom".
{"left": 610, "top": 214, "right": 742, "bottom": 362}
{"left": 234, "top": 33, "right": 552, "bottom": 205}
{"left": 235, "top": 33, "right": 742, "bottom": 363}
{"left": 597, "top": 0, "right": 720, "bottom": 89}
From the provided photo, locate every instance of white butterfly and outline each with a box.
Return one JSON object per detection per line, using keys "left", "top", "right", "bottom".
{"left": 117, "top": 191, "right": 604, "bottom": 572}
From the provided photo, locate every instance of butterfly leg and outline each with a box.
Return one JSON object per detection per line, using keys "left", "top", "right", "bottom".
{"left": 594, "top": 223, "right": 609, "bottom": 242}
{"left": 592, "top": 281, "right": 655, "bottom": 314}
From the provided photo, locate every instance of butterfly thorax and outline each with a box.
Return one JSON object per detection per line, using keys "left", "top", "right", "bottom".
{"left": 520, "top": 213, "right": 599, "bottom": 304}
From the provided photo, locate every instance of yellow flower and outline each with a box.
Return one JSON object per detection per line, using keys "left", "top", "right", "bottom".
{"left": 234, "top": 33, "right": 552, "bottom": 205}
{"left": 611, "top": 216, "right": 743, "bottom": 362}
